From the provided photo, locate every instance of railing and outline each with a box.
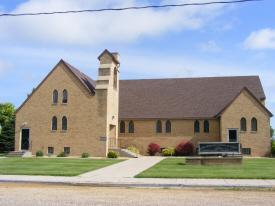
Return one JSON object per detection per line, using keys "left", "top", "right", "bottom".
{"left": 109, "top": 138, "right": 144, "bottom": 155}
{"left": 109, "top": 138, "right": 117, "bottom": 148}
{"left": 119, "top": 139, "right": 144, "bottom": 155}
{"left": 21, "top": 141, "right": 29, "bottom": 150}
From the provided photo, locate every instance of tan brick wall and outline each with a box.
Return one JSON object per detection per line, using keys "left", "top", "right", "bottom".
{"left": 96, "top": 53, "right": 119, "bottom": 153}
{"left": 15, "top": 62, "right": 110, "bottom": 157}
{"left": 220, "top": 90, "right": 271, "bottom": 156}
{"left": 118, "top": 119, "right": 219, "bottom": 155}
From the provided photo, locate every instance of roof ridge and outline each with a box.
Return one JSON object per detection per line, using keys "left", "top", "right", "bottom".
{"left": 119, "top": 75, "right": 259, "bottom": 81}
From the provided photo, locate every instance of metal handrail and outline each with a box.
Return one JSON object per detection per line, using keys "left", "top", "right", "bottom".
{"left": 117, "top": 139, "right": 144, "bottom": 155}
{"left": 21, "top": 141, "right": 29, "bottom": 150}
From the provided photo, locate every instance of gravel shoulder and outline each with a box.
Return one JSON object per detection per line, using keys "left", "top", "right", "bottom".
{"left": 0, "top": 182, "right": 274, "bottom": 205}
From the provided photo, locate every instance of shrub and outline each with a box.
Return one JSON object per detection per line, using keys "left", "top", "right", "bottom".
{"left": 57, "top": 151, "right": 66, "bottom": 157}
{"left": 162, "top": 147, "right": 175, "bottom": 156}
{"left": 147, "top": 142, "right": 161, "bottom": 156}
{"left": 36, "top": 150, "right": 44, "bottom": 157}
{"left": 127, "top": 146, "right": 139, "bottom": 154}
{"left": 81, "top": 152, "right": 89, "bottom": 158}
{"left": 271, "top": 142, "right": 275, "bottom": 156}
{"left": 108, "top": 151, "right": 118, "bottom": 158}
{"left": 175, "top": 142, "right": 194, "bottom": 156}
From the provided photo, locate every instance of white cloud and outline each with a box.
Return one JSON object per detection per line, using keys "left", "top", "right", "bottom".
{"left": 176, "top": 69, "right": 193, "bottom": 78}
{"left": 0, "top": 0, "right": 227, "bottom": 46}
{"left": 200, "top": 40, "right": 221, "bottom": 52}
{"left": 0, "top": 59, "right": 14, "bottom": 80}
{"left": 243, "top": 28, "right": 275, "bottom": 50}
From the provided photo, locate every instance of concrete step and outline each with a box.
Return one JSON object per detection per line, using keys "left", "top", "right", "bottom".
{"left": 6, "top": 151, "right": 26, "bottom": 157}
{"left": 121, "top": 149, "right": 142, "bottom": 158}
{"left": 109, "top": 149, "right": 141, "bottom": 158}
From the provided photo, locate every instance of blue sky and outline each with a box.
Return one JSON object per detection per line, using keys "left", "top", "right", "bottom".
{"left": 0, "top": 0, "right": 274, "bottom": 128}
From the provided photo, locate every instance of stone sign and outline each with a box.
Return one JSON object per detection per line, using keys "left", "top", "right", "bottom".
{"left": 198, "top": 142, "right": 240, "bottom": 154}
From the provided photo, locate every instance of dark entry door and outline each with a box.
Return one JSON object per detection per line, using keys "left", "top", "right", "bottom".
{"left": 228, "top": 129, "right": 238, "bottom": 142}
{"left": 21, "top": 129, "right": 30, "bottom": 150}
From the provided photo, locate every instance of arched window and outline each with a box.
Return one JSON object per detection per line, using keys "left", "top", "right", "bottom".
{"left": 113, "top": 68, "right": 117, "bottom": 89}
{"left": 204, "top": 120, "right": 209, "bottom": 133}
{"left": 62, "top": 90, "right": 67, "bottom": 103}
{"left": 241, "top": 118, "right": 246, "bottom": 132}
{"left": 166, "top": 120, "right": 171, "bottom": 133}
{"left": 52, "top": 116, "right": 57, "bottom": 130}
{"left": 53, "top": 90, "right": 58, "bottom": 103}
{"left": 157, "top": 121, "right": 162, "bottom": 133}
{"left": 62, "top": 116, "right": 67, "bottom": 130}
{"left": 251, "top": 117, "right": 257, "bottom": 132}
{"left": 194, "top": 120, "right": 199, "bottom": 133}
{"left": 120, "top": 121, "right": 125, "bottom": 133}
{"left": 129, "top": 121, "right": 134, "bottom": 133}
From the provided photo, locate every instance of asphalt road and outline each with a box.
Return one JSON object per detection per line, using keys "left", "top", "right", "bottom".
{"left": 0, "top": 182, "right": 274, "bottom": 205}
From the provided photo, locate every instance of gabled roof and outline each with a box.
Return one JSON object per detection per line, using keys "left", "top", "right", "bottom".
{"left": 98, "top": 49, "right": 120, "bottom": 64}
{"left": 217, "top": 87, "right": 273, "bottom": 117}
{"left": 62, "top": 60, "right": 96, "bottom": 94}
{"left": 14, "top": 60, "right": 96, "bottom": 115}
{"left": 119, "top": 76, "right": 268, "bottom": 120}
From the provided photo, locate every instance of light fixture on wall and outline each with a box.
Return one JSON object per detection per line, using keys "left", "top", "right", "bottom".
{"left": 22, "top": 122, "right": 27, "bottom": 126}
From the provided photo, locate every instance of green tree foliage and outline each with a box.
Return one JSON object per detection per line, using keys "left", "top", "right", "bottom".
{"left": 27, "top": 87, "right": 36, "bottom": 97}
{"left": 271, "top": 142, "right": 275, "bottom": 156}
{"left": 0, "top": 116, "right": 15, "bottom": 152}
{"left": 271, "top": 126, "right": 274, "bottom": 138}
{"left": 0, "top": 103, "right": 15, "bottom": 127}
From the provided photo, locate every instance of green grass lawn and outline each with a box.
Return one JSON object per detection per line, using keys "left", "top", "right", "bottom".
{"left": 135, "top": 158, "right": 275, "bottom": 179}
{"left": 0, "top": 157, "right": 124, "bottom": 176}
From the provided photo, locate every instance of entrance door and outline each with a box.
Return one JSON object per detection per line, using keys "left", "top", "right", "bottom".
{"left": 228, "top": 129, "right": 238, "bottom": 142}
{"left": 21, "top": 128, "right": 30, "bottom": 150}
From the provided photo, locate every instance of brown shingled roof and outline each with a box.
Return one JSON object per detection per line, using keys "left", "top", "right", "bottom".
{"left": 62, "top": 60, "right": 96, "bottom": 94}
{"left": 119, "top": 76, "right": 267, "bottom": 119}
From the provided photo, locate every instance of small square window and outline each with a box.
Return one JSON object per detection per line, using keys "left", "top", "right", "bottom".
{"left": 64, "top": 147, "right": 70, "bottom": 155}
{"left": 242, "top": 148, "right": 251, "bottom": 155}
{"left": 48, "top": 147, "right": 54, "bottom": 154}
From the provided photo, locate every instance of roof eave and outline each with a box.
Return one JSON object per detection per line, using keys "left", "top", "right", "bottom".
{"left": 217, "top": 87, "right": 273, "bottom": 118}
{"left": 98, "top": 49, "right": 120, "bottom": 65}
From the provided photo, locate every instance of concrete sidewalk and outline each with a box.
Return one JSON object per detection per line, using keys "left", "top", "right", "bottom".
{"left": 0, "top": 157, "right": 275, "bottom": 188}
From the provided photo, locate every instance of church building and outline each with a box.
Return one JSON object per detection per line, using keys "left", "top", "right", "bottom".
{"left": 14, "top": 50, "right": 273, "bottom": 157}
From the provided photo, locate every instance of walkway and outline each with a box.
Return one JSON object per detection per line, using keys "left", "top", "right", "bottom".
{"left": 0, "top": 157, "right": 275, "bottom": 188}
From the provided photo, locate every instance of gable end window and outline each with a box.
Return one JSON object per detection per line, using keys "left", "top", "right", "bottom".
{"left": 53, "top": 90, "right": 58, "bottom": 103}
{"left": 194, "top": 120, "right": 200, "bottom": 133}
{"left": 166, "top": 120, "right": 171, "bottom": 133}
{"left": 251, "top": 117, "right": 257, "bottom": 132}
{"left": 113, "top": 68, "right": 117, "bottom": 89}
{"left": 241, "top": 118, "right": 246, "bottom": 132}
{"left": 129, "top": 121, "right": 134, "bottom": 133}
{"left": 204, "top": 120, "right": 209, "bottom": 133}
{"left": 52, "top": 116, "right": 57, "bottom": 130}
{"left": 62, "top": 90, "right": 67, "bottom": 103}
{"left": 62, "top": 116, "right": 67, "bottom": 130}
{"left": 120, "top": 121, "right": 125, "bottom": 133}
{"left": 157, "top": 121, "right": 162, "bottom": 133}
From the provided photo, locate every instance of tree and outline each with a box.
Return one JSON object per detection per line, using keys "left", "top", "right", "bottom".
{"left": 0, "top": 103, "right": 15, "bottom": 128}
{"left": 271, "top": 126, "right": 274, "bottom": 138}
{"left": 27, "top": 87, "right": 36, "bottom": 97}
{"left": 0, "top": 116, "right": 15, "bottom": 152}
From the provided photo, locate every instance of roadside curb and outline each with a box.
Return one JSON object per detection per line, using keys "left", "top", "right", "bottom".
{"left": 1, "top": 179, "right": 274, "bottom": 189}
